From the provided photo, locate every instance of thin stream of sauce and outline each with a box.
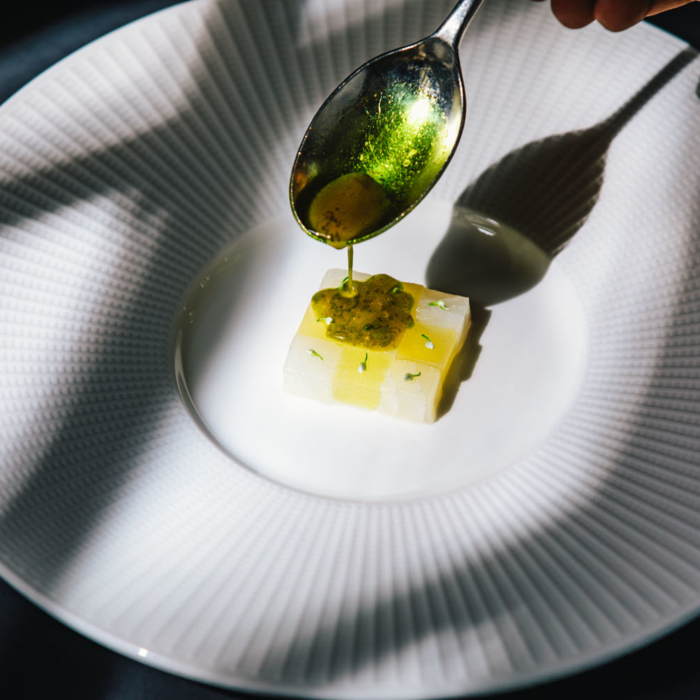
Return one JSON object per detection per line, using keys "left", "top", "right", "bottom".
{"left": 306, "top": 168, "right": 418, "bottom": 350}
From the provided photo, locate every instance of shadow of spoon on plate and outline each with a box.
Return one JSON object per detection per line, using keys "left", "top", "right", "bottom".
{"left": 428, "top": 46, "right": 698, "bottom": 304}
{"left": 431, "top": 47, "right": 697, "bottom": 418}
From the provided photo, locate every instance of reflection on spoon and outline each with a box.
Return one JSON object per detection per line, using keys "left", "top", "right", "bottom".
{"left": 290, "top": 0, "right": 486, "bottom": 248}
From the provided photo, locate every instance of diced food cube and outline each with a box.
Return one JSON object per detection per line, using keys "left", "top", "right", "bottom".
{"left": 283, "top": 270, "right": 471, "bottom": 423}
{"left": 381, "top": 361, "right": 442, "bottom": 423}
{"left": 416, "top": 288, "right": 471, "bottom": 331}
{"left": 333, "top": 346, "right": 394, "bottom": 410}
{"left": 282, "top": 335, "right": 343, "bottom": 403}
{"left": 396, "top": 323, "right": 458, "bottom": 371}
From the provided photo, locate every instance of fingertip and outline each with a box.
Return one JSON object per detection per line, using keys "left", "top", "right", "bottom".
{"left": 593, "top": 0, "right": 650, "bottom": 32}
{"left": 551, "top": 0, "right": 596, "bottom": 29}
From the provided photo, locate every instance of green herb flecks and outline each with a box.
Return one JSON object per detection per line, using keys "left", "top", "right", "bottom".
{"left": 358, "top": 352, "right": 368, "bottom": 374}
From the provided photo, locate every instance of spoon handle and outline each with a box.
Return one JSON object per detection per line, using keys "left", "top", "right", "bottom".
{"left": 433, "top": 0, "right": 486, "bottom": 48}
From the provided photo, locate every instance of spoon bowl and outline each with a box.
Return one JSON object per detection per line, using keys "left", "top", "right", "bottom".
{"left": 290, "top": 0, "right": 484, "bottom": 248}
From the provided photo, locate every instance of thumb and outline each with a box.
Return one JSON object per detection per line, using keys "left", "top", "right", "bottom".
{"left": 648, "top": 0, "right": 699, "bottom": 16}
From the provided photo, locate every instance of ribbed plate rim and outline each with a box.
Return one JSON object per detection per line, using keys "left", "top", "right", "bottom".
{"left": 0, "top": 1, "right": 697, "bottom": 696}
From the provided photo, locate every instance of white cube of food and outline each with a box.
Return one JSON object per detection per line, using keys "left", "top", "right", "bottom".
{"left": 381, "top": 361, "right": 443, "bottom": 423}
{"left": 282, "top": 335, "right": 343, "bottom": 403}
{"left": 416, "top": 288, "right": 471, "bottom": 334}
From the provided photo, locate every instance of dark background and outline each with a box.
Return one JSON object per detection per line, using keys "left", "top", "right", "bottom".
{"left": 1, "top": 1, "right": 699, "bottom": 698}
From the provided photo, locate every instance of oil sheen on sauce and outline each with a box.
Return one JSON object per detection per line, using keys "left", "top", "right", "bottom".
{"left": 311, "top": 274, "right": 415, "bottom": 350}
{"left": 307, "top": 173, "right": 389, "bottom": 249}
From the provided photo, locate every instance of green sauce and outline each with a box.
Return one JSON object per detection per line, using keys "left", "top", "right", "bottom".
{"left": 311, "top": 274, "right": 415, "bottom": 350}
{"left": 308, "top": 173, "right": 390, "bottom": 249}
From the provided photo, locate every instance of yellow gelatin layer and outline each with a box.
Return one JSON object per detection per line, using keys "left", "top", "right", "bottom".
{"left": 297, "top": 305, "right": 332, "bottom": 341}
{"left": 332, "top": 347, "right": 393, "bottom": 410}
{"left": 283, "top": 269, "right": 471, "bottom": 423}
{"left": 396, "top": 323, "right": 457, "bottom": 370}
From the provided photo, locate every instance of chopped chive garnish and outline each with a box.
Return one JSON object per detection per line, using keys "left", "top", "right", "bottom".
{"left": 308, "top": 349, "right": 324, "bottom": 361}
{"left": 358, "top": 352, "right": 368, "bottom": 374}
{"left": 363, "top": 324, "right": 374, "bottom": 331}
{"left": 429, "top": 300, "right": 449, "bottom": 311}
{"left": 317, "top": 316, "right": 333, "bottom": 325}
{"left": 390, "top": 285, "right": 401, "bottom": 295}
{"left": 404, "top": 372, "right": 422, "bottom": 382}
{"left": 339, "top": 276, "right": 349, "bottom": 289}
{"left": 422, "top": 334, "right": 435, "bottom": 350}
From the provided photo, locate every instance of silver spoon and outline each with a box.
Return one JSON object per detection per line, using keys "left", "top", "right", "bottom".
{"left": 290, "top": 0, "right": 485, "bottom": 250}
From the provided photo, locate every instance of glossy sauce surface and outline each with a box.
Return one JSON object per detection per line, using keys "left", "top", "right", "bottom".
{"left": 307, "top": 173, "right": 389, "bottom": 249}
{"left": 311, "top": 273, "right": 415, "bottom": 350}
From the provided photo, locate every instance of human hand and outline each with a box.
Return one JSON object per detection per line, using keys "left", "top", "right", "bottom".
{"left": 532, "top": 0, "right": 698, "bottom": 32}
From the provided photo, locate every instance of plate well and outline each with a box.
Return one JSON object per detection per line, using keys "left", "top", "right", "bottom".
{"left": 174, "top": 203, "right": 588, "bottom": 501}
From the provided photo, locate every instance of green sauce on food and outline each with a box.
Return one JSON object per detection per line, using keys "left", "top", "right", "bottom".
{"left": 311, "top": 274, "right": 414, "bottom": 350}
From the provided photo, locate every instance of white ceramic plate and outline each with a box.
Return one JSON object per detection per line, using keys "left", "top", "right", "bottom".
{"left": 1, "top": 0, "right": 700, "bottom": 697}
